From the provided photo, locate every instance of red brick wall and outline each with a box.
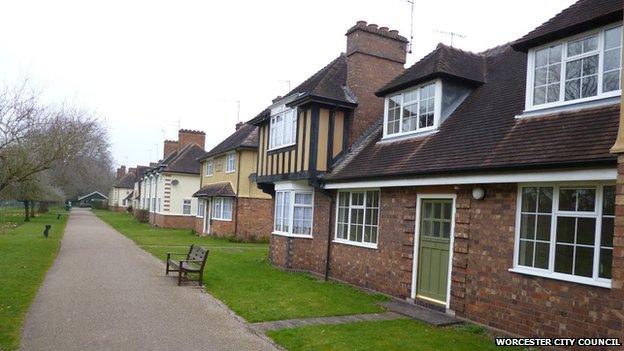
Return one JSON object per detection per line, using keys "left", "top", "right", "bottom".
{"left": 150, "top": 213, "right": 195, "bottom": 229}
{"left": 269, "top": 183, "right": 624, "bottom": 338}
{"left": 236, "top": 197, "right": 273, "bottom": 241}
{"left": 210, "top": 218, "right": 235, "bottom": 236}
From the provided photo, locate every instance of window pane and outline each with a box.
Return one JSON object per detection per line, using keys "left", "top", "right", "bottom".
{"left": 604, "top": 49, "right": 621, "bottom": 72}
{"left": 603, "top": 186, "right": 615, "bottom": 216}
{"left": 601, "top": 217, "right": 614, "bottom": 247}
{"left": 558, "top": 189, "right": 576, "bottom": 211}
{"left": 581, "top": 75, "right": 597, "bottom": 98}
{"left": 294, "top": 193, "right": 312, "bottom": 205}
{"left": 536, "top": 215, "right": 551, "bottom": 241}
{"left": 538, "top": 187, "right": 553, "bottom": 213}
{"left": 600, "top": 248, "right": 613, "bottom": 279}
{"left": 535, "top": 67, "right": 547, "bottom": 86}
{"left": 533, "top": 86, "right": 546, "bottom": 105}
{"left": 443, "top": 202, "right": 452, "bottom": 220}
{"left": 404, "top": 90, "right": 417, "bottom": 103}
{"left": 554, "top": 244, "right": 574, "bottom": 274}
{"left": 366, "top": 191, "right": 379, "bottom": 207}
{"left": 535, "top": 242, "right": 550, "bottom": 269}
{"left": 556, "top": 217, "right": 575, "bottom": 243}
{"left": 565, "top": 79, "right": 581, "bottom": 101}
{"left": 567, "top": 40, "right": 582, "bottom": 56}
{"left": 577, "top": 189, "right": 595, "bottom": 211}
{"left": 535, "top": 48, "right": 548, "bottom": 67}
{"left": 518, "top": 240, "right": 534, "bottom": 266}
{"left": 574, "top": 247, "right": 594, "bottom": 277}
{"left": 576, "top": 217, "right": 596, "bottom": 245}
{"left": 442, "top": 222, "right": 451, "bottom": 239}
{"left": 547, "top": 64, "right": 560, "bottom": 83}
{"left": 566, "top": 60, "right": 581, "bottom": 79}
{"left": 424, "top": 202, "right": 432, "bottom": 219}
{"left": 520, "top": 214, "right": 536, "bottom": 239}
{"left": 605, "top": 26, "right": 622, "bottom": 50}
{"left": 549, "top": 45, "right": 562, "bottom": 63}
{"left": 546, "top": 83, "right": 560, "bottom": 103}
{"left": 603, "top": 70, "right": 621, "bottom": 92}
{"left": 522, "top": 188, "right": 537, "bottom": 212}
{"left": 338, "top": 192, "right": 349, "bottom": 206}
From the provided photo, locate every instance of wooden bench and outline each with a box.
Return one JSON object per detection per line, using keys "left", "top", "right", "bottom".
{"left": 165, "top": 245, "right": 209, "bottom": 286}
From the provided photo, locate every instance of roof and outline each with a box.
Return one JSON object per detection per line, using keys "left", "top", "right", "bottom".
{"left": 377, "top": 43, "right": 486, "bottom": 96}
{"left": 199, "top": 124, "right": 258, "bottom": 160}
{"left": 77, "top": 191, "right": 108, "bottom": 201}
{"left": 193, "top": 182, "right": 236, "bottom": 198}
{"left": 249, "top": 54, "right": 353, "bottom": 125}
{"left": 326, "top": 44, "right": 619, "bottom": 182}
{"left": 512, "top": 0, "right": 623, "bottom": 51}
{"left": 124, "top": 191, "right": 134, "bottom": 201}
{"left": 114, "top": 171, "right": 136, "bottom": 188}
{"left": 146, "top": 143, "right": 205, "bottom": 175}
{"left": 134, "top": 166, "right": 150, "bottom": 179}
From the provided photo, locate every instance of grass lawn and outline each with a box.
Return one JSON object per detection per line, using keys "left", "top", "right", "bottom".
{"left": 267, "top": 319, "right": 522, "bottom": 351}
{"left": 0, "top": 207, "right": 68, "bottom": 351}
{"left": 93, "top": 210, "right": 386, "bottom": 322}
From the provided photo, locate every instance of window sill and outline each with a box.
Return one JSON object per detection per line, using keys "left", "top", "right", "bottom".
{"left": 508, "top": 267, "right": 611, "bottom": 289}
{"left": 333, "top": 239, "right": 378, "bottom": 250}
{"left": 225, "top": 170, "right": 236, "bottom": 174}
{"left": 211, "top": 218, "right": 232, "bottom": 222}
{"left": 267, "top": 142, "right": 296, "bottom": 152}
{"left": 380, "top": 128, "right": 438, "bottom": 143}
{"left": 271, "top": 231, "right": 313, "bottom": 239}
{"left": 517, "top": 95, "right": 620, "bottom": 119}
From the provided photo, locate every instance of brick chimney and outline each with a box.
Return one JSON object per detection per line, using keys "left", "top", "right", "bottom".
{"left": 178, "top": 129, "right": 205, "bottom": 150}
{"left": 128, "top": 167, "right": 137, "bottom": 176}
{"left": 116, "top": 166, "right": 126, "bottom": 180}
{"left": 235, "top": 122, "right": 244, "bottom": 130}
{"left": 345, "top": 21, "right": 408, "bottom": 145}
{"left": 163, "top": 140, "right": 179, "bottom": 158}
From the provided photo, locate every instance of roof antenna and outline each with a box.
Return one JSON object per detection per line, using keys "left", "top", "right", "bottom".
{"left": 235, "top": 100, "right": 241, "bottom": 123}
{"left": 279, "top": 80, "right": 291, "bottom": 92}
{"left": 434, "top": 29, "right": 466, "bottom": 47}
{"left": 404, "top": 0, "right": 415, "bottom": 54}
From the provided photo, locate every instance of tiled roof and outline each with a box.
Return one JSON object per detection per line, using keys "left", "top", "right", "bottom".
{"left": 326, "top": 44, "right": 618, "bottom": 182}
{"left": 512, "top": 0, "right": 623, "bottom": 51}
{"left": 162, "top": 144, "right": 205, "bottom": 174}
{"left": 199, "top": 124, "right": 258, "bottom": 160}
{"left": 115, "top": 172, "right": 136, "bottom": 188}
{"left": 193, "top": 182, "right": 236, "bottom": 198}
{"left": 377, "top": 43, "right": 486, "bottom": 96}
{"left": 134, "top": 166, "right": 150, "bottom": 179}
{"left": 124, "top": 191, "right": 134, "bottom": 201}
{"left": 249, "top": 54, "right": 351, "bottom": 125}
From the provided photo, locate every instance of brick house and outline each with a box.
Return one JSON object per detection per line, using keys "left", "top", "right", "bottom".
{"left": 192, "top": 123, "right": 272, "bottom": 240}
{"left": 108, "top": 166, "right": 136, "bottom": 212}
{"left": 253, "top": 0, "right": 624, "bottom": 339}
{"left": 139, "top": 129, "right": 206, "bottom": 229}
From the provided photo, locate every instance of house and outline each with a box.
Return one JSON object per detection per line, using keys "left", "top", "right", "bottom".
{"left": 131, "top": 165, "right": 150, "bottom": 214}
{"left": 254, "top": 0, "right": 624, "bottom": 339}
{"left": 192, "top": 122, "right": 272, "bottom": 240}
{"left": 140, "top": 129, "right": 206, "bottom": 229}
{"left": 108, "top": 166, "right": 136, "bottom": 212}
{"left": 76, "top": 191, "right": 108, "bottom": 208}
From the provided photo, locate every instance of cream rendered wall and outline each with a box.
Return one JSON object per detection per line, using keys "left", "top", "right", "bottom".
{"left": 200, "top": 150, "right": 270, "bottom": 199}
{"left": 164, "top": 172, "right": 200, "bottom": 216}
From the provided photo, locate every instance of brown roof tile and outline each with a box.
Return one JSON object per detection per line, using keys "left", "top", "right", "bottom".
{"left": 199, "top": 124, "right": 258, "bottom": 160}
{"left": 193, "top": 182, "right": 236, "bottom": 197}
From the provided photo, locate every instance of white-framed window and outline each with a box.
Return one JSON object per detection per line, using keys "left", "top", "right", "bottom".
{"left": 205, "top": 160, "right": 214, "bottom": 176}
{"left": 157, "top": 198, "right": 161, "bottom": 212}
{"left": 513, "top": 183, "right": 614, "bottom": 288}
{"left": 335, "top": 190, "right": 380, "bottom": 247}
{"left": 269, "top": 107, "right": 297, "bottom": 150}
{"left": 211, "top": 197, "right": 233, "bottom": 220}
{"left": 122, "top": 199, "right": 127, "bottom": 207}
{"left": 226, "top": 152, "right": 236, "bottom": 173}
{"left": 384, "top": 80, "right": 440, "bottom": 138}
{"left": 274, "top": 190, "right": 313, "bottom": 237}
{"left": 182, "top": 199, "right": 191, "bottom": 215}
{"left": 151, "top": 198, "right": 156, "bottom": 212}
{"left": 526, "top": 24, "right": 622, "bottom": 110}
{"left": 198, "top": 200, "right": 205, "bottom": 217}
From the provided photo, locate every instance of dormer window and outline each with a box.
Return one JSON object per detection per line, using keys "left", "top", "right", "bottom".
{"left": 527, "top": 24, "right": 622, "bottom": 110}
{"left": 269, "top": 106, "right": 297, "bottom": 150}
{"left": 383, "top": 80, "right": 441, "bottom": 138}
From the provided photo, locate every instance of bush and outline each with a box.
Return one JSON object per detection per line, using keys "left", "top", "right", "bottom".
{"left": 126, "top": 205, "right": 133, "bottom": 214}
{"left": 91, "top": 199, "right": 108, "bottom": 210}
{"left": 134, "top": 209, "right": 149, "bottom": 223}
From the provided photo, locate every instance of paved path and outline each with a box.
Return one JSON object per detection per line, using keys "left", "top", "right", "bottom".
{"left": 252, "top": 312, "right": 404, "bottom": 332}
{"left": 21, "top": 209, "right": 277, "bottom": 351}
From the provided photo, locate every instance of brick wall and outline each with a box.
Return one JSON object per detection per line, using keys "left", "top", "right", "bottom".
{"left": 236, "top": 197, "right": 273, "bottom": 241}
{"left": 268, "top": 183, "right": 624, "bottom": 338}
{"left": 151, "top": 213, "right": 195, "bottom": 229}
{"left": 210, "top": 218, "right": 235, "bottom": 236}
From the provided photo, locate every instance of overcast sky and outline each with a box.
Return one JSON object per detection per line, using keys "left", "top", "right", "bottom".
{"left": 0, "top": 0, "right": 576, "bottom": 167}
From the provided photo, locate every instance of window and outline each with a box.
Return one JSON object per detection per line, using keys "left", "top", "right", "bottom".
{"left": 157, "top": 198, "right": 161, "bottom": 212}
{"left": 274, "top": 190, "right": 313, "bottom": 236}
{"left": 528, "top": 24, "right": 622, "bottom": 109}
{"left": 151, "top": 198, "right": 156, "bottom": 212}
{"left": 514, "top": 184, "right": 614, "bottom": 287}
{"left": 384, "top": 81, "right": 438, "bottom": 138}
{"left": 198, "top": 200, "right": 205, "bottom": 217}
{"left": 212, "top": 197, "right": 233, "bottom": 220}
{"left": 205, "top": 160, "right": 214, "bottom": 176}
{"left": 269, "top": 107, "right": 297, "bottom": 149}
{"left": 122, "top": 199, "right": 127, "bottom": 207}
{"left": 226, "top": 152, "right": 236, "bottom": 173}
{"left": 182, "top": 199, "right": 191, "bottom": 215}
{"left": 335, "top": 190, "right": 380, "bottom": 247}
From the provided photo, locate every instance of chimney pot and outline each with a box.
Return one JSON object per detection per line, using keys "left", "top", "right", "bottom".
{"left": 379, "top": 26, "right": 389, "bottom": 32}
{"left": 389, "top": 29, "right": 399, "bottom": 35}
{"left": 356, "top": 20, "right": 367, "bottom": 26}
{"left": 235, "top": 122, "right": 244, "bottom": 130}
{"left": 367, "top": 23, "right": 378, "bottom": 30}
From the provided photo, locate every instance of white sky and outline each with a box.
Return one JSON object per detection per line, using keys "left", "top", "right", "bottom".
{"left": 0, "top": 0, "right": 576, "bottom": 167}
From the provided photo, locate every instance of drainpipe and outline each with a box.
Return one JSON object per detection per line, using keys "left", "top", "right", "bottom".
{"left": 324, "top": 195, "right": 335, "bottom": 281}
{"left": 234, "top": 149, "right": 242, "bottom": 238}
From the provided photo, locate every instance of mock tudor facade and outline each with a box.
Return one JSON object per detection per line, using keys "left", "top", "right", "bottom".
{"left": 192, "top": 123, "right": 272, "bottom": 240}
{"left": 139, "top": 129, "right": 206, "bottom": 229}
{"left": 253, "top": 0, "right": 624, "bottom": 339}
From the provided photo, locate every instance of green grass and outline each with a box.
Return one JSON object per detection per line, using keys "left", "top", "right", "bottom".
{"left": 0, "top": 208, "right": 68, "bottom": 351}
{"left": 267, "top": 319, "right": 521, "bottom": 351}
{"left": 93, "top": 210, "right": 386, "bottom": 322}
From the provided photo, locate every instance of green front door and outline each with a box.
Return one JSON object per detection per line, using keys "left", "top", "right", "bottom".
{"left": 416, "top": 199, "right": 453, "bottom": 304}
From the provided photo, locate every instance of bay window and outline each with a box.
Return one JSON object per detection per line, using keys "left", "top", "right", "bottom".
{"left": 384, "top": 81, "right": 439, "bottom": 138}
{"left": 514, "top": 184, "right": 614, "bottom": 287}
{"left": 269, "top": 107, "right": 297, "bottom": 150}
{"left": 274, "top": 190, "right": 313, "bottom": 237}
{"left": 335, "top": 190, "right": 380, "bottom": 247}
{"left": 212, "top": 197, "right": 233, "bottom": 220}
{"left": 528, "top": 24, "right": 622, "bottom": 109}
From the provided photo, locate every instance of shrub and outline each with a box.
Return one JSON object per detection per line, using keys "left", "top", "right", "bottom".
{"left": 134, "top": 209, "right": 149, "bottom": 223}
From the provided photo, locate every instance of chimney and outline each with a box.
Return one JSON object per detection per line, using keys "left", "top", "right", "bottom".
{"left": 128, "top": 167, "right": 137, "bottom": 176}
{"left": 163, "top": 140, "right": 179, "bottom": 158}
{"left": 345, "top": 21, "right": 408, "bottom": 145}
{"left": 178, "top": 129, "right": 206, "bottom": 150}
{"left": 116, "top": 165, "right": 126, "bottom": 180}
{"left": 235, "top": 122, "right": 244, "bottom": 130}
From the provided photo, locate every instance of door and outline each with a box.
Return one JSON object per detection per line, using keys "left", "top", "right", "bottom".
{"left": 416, "top": 199, "right": 453, "bottom": 304}
{"left": 203, "top": 198, "right": 211, "bottom": 234}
